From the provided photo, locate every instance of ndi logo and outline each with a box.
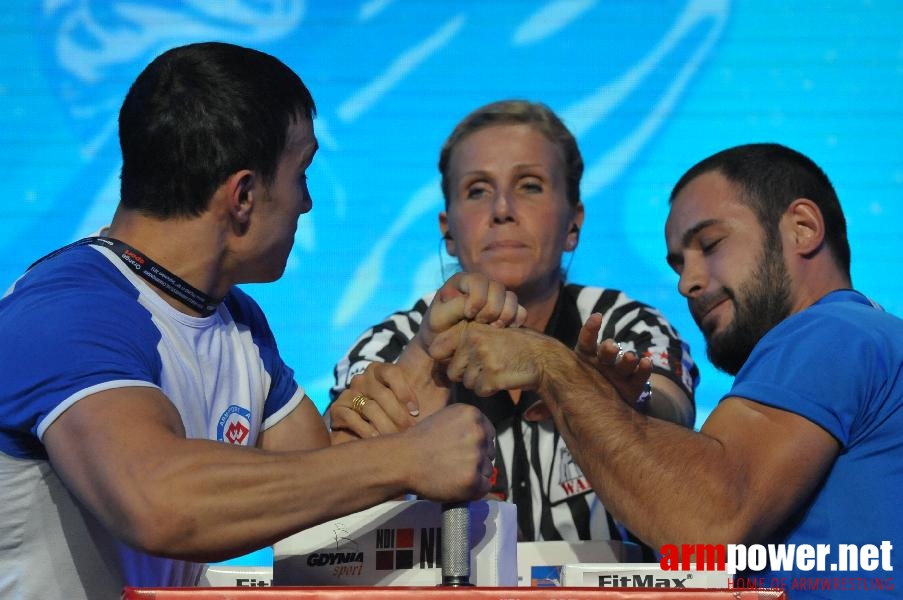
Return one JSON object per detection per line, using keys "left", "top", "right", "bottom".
{"left": 374, "top": 527, "right": 442, "bottom": 570}
{"left": 375, "top": 528, "right": 414, "bottom": 570}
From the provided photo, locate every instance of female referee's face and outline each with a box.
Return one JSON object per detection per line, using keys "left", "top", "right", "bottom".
{"left": 440, "top": 123, "right": 582, "bottom": 300}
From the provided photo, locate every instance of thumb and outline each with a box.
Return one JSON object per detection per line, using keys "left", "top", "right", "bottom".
{"left": 427, "top": 321, "right": 467, "bottom": 361}
{"left": 437, "top": 272, "right": 467, "bottom": 303}
{"left": 575, "top": 312, "right": 603, "bottom": 358}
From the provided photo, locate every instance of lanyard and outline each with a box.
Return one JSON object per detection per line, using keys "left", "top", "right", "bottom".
{"left": 29, "top": 236, "right": 221, "bottom": 316}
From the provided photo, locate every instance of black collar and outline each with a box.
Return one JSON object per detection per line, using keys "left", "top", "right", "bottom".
{"left": 29, "top": 236, "right": 222, "bottom": 317}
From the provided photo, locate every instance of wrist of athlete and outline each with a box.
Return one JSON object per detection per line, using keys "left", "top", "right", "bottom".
{"left": 537, "top": 344, "right": 623, "bottom": 418}
{"left": 396, "top": 341, "right": 451, "bottom": 409}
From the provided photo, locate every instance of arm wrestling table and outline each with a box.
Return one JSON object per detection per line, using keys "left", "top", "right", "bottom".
{"left": 122, "top": 587, "right": 788, "bottom": 599}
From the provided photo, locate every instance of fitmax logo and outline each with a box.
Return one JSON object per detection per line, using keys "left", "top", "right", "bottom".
{"left": 599, "top": 574, "right": 691, "bottom": 588}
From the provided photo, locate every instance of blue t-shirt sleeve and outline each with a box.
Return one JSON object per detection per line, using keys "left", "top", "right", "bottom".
{"left": 0, "top": 259, "right": 163, "bottom": 458}
{"left": 728, "top": 307, "right": 881, "bottom": 447}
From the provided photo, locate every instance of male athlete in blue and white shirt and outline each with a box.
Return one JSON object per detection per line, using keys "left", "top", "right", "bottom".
{"left": 0, "top": 42, "right": 502, "bottom": 599}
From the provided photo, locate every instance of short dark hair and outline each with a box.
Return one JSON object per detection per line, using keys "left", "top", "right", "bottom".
{"left": 118, "top": 42, "right": 316, "bottom": 218}
{"left": 438, "top": 100, "right": 583, "bottom": 208}
{"left": 670, "top": 143, "right": 851, "bottom": 278}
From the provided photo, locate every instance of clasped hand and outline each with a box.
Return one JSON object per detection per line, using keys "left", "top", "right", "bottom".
{"left": 426, "top": 311, "right": 654, "bottom": 412}
{"left": 329, "top": 272, "right": 525, "bottom": 439}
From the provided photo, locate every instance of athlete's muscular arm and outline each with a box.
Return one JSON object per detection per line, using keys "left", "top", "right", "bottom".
{"left": 429, "top": 322, "right": 839, "bottom": 547}
{"left": 257, "top": 396, "right": 330, "bottom": 452}
{"left": 43, "top": 386, "right": 495, "bottom": 563}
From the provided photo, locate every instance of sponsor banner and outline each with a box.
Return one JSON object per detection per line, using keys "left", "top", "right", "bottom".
{"left": 517, "top": 541, "right": 643, "bottom": 587}
{"left": 561, "top": 562, "right": 730, "bottom": 588}
{"left": 200, "top": 565, "right": 273, "bottom": 588}
{"left": 273, "top": 500, "right": 517, "bottom": 586}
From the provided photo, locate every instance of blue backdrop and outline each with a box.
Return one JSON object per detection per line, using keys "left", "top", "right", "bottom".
{"left": 2, "top": 0, "right": 902, "bottom": 428}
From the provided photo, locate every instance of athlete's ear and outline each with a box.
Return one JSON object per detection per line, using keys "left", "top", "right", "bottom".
{"left": 220, "top": 170, "right": 255, "bottom": 233}
{"left": 439, "top": 211, "right": 457, "bottom": 257}
{"left": 782, "top": 198, "right": 824, "bottom": 258}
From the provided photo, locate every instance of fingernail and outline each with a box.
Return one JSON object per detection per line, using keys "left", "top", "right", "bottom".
{"left": 406, "top": 402, "right": 420, "bottom": 417}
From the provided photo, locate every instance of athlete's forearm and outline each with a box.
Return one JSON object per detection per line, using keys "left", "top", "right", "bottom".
{"left": 534, "top": 345, "right": 747, "bottom": 547}
{"left": 91, "top": 434, "right": 428, "bottom": 562}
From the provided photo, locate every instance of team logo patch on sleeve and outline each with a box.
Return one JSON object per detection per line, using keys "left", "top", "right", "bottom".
{"left": 217, "top": 405, "right": 253, "bottom": 445}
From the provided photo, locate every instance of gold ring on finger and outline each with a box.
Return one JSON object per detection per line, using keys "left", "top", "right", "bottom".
{"left": 351, "top": 393, "right": 370, "bottom": 416}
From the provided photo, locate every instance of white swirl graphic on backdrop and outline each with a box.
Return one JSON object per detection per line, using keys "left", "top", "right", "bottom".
{"left": 332, "top": 0, "right": 730, "bottom": 327}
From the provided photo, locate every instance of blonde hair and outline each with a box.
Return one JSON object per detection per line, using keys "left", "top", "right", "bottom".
{"left": 438, "top": 100, "right": 583, "bottom": 208}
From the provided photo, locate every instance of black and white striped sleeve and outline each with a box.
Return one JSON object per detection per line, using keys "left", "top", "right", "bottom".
{"left": 329, "top": 293, "right": 435, "bottom": 404}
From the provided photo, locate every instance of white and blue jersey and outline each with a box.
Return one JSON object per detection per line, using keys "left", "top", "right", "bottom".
{"left": 0, "top": 241, "right": 305, "bottom": 598}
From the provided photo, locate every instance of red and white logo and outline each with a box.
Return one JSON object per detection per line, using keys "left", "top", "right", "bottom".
{"left": 217, "top": 405, "right": 252, "bottom": 445}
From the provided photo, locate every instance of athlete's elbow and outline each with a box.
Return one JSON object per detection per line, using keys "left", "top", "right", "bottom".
{"left": 116, "top": 501, "right": 204, "bottom": 558}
